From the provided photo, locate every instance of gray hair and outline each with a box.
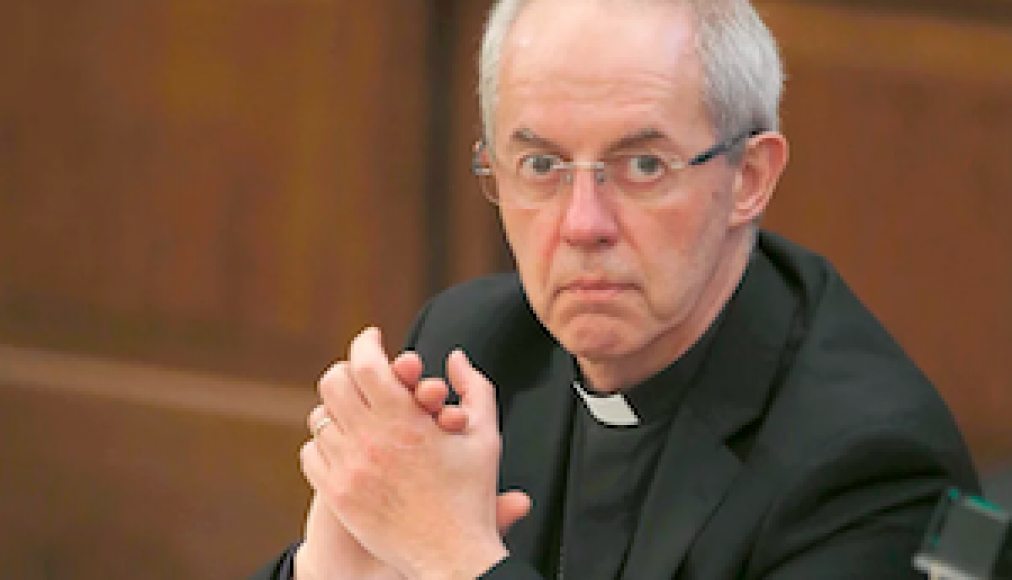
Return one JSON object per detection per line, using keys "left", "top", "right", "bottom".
{"left": 478, "top": 0, "right": 784, "bottom": 150}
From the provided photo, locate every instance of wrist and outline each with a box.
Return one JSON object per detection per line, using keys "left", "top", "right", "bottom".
{"left": 293, "top": 543, "right": 319, "bottom": 580}
{"left": 411, "top": 540, "right": 509, "bottom": 580}
{"left": 295, "top": 538, "right": 406, "bottom": 580}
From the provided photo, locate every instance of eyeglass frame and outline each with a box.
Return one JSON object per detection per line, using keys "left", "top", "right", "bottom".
{"left": 471, "top": 128, "right": 765, "bottom": 206}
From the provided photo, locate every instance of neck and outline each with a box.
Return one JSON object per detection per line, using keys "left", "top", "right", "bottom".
{"left": 577, "top": 227, "right": 755, "bottom": 393}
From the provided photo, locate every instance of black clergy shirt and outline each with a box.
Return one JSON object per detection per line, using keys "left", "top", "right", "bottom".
{"left": 554, "top": 307, "right": 724, "bottom": 580}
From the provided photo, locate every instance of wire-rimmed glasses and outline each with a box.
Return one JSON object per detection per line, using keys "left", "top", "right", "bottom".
{"left": 471, "top": 128, "right": 764, "bottom": 207}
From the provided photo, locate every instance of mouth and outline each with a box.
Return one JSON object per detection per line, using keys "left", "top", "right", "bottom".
{"left": 557, "top": 279, "right": 636, "bottom": 300}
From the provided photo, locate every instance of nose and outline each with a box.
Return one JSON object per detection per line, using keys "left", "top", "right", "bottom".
{"left": 559, "top": 166, "right": 619, "bottom": 249}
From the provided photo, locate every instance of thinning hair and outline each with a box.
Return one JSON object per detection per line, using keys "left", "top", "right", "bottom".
{"left": 478, "top": 0, "right": 784, "bottom": 152}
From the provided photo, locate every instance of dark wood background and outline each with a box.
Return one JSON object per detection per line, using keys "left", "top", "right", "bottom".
{"left": 1, "top": 1, "right": 1009, "bottom": 577}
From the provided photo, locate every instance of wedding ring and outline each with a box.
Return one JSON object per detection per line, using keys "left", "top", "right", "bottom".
{"left": 311, "top": 415, "right": 334, "bottom": 438}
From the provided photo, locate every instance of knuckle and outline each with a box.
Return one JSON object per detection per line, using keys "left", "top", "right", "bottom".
{"left": 346, "top": 463, "right": 371, "bottom": 490}
{"left": 390, "top": 424, "right": 424, "bottom": 448}
{"left": 349, "top": 356, "right": 382, "bottom": 388}
{"left": 360, "top": 438, "right": 389, "bottom": 465}
{"left": 329, "top": 480, "right": 355, "bottom": 512}
{"left": 331, "top": 462, "right": 373, "bottom": 510}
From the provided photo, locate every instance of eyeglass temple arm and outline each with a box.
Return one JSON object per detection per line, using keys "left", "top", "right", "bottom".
{"left": 687, "top": 128, "right": 765, "bottom": 166}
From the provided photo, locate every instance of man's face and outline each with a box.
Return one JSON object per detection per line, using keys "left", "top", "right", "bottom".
{"left": 494, "top": 1, "right": 748, "bottom": 387}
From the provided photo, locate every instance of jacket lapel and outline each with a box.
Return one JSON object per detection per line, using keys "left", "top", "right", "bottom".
{"left": 622, "top": 251, "right": 801, "bottom": 579}
{"left": 621, "top": 407, "right": 742, "bottom": 579}
{"left": 500, "top": 347, "right": 576, "bottom": 568}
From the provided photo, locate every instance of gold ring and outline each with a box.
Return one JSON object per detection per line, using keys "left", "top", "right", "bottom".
{"left": 311, "top": 415, "right": 334, "bottom": 438}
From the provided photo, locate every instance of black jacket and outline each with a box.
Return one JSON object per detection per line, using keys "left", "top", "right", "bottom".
{"left": 255, "top": 231, "right": 977, "bottom": 579}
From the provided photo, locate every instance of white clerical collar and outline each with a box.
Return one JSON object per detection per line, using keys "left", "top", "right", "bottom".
{"left": 572, "top": 380, "right": 640, "bottom": 427}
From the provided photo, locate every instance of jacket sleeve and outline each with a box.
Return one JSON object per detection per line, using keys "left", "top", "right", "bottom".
{"left": 749, "top": 423, "right": 978, "bottom": 579}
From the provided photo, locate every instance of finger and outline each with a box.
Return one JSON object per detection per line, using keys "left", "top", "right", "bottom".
{"left": 436, "top": 405, "right": 468, "bottom": 433}
{"left": 446, "top": 349, "right": 498, "bottom": 431}
{"left": 414, "top": 377, "right": 449, "bottom": 416}
{"left": 306, "top": 404, "right": 329, "bottom": 435}
{"left": 300, "top": 440, "right": 347, "bottom": 521}
{"left": 307, "top": 405, "right": 343, "bottom": 458}
{"left": 300, "top": 438, "right": 335, "bottom": 480}
{"left": 317, "top": 361, "right": 365, "bottom": 434}
{"left": 306, "top": 405, "right": 346, "bottom": 467}
{"left": 347, "top": 327, "right": 412, "bottom": 411}
{"left": 391, "top": 351, "right": 424, "bottom": 389}
{"left": 495, "top": 490, "right": 532, "bottom": 534}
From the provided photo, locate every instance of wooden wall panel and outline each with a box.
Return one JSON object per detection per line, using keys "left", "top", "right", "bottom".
{"left": 444, "top": 0, "right": 513, "bottom": 284}
{"left": 0, "top": 0, "right": 431, "bottom": 383}
{"left": 0, "top": 346, "right": 317, "bottom": 579}
{"left": 758, "top": 2, "right": 1012, "bottom": 467}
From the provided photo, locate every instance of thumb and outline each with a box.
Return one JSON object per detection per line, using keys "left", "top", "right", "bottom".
{"left": 446, "top": 349, "right": 497, "bottom": 430}
{"left": 495, "top": 490, "right": 532, "bottom": 535}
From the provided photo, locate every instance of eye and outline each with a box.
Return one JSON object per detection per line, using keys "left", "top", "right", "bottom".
{"left": 517, "top": 154, "right": 562, "bottom": 181}
{"left": 621, "top": 154, "right": 666, "bottom": 184}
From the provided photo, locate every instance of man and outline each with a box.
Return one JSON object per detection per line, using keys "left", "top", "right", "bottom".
{"left": 256, "top": 0, "right": 978, "bottom": 578}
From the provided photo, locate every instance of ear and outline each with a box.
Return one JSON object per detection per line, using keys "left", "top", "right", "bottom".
{"left": 729, "top": 132, "right": 789, "bottom": 226}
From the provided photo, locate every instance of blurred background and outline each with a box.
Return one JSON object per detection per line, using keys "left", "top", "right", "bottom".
{"left": 0, "top": 0, "right": 1009, "bottom": 577}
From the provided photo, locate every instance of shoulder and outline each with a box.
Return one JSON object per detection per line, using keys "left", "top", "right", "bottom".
{"left": 752, "top": 231, "right": 976, "bottom": 485}
{"left": 759, "top": 232, "right": 948, "bottom": 435}
{"left": 413, "top": 273, "right": 528, "bottom": 325}
{"left": 734, "top": 235, "right": 978, "bottom": 574}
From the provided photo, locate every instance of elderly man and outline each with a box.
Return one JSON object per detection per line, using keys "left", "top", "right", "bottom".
{"left": 256, "top": 0, "right": 977, "bottom": 578}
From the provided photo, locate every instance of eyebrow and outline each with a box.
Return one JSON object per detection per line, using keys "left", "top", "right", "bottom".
{"left": 605, "top": 128, "right": 671, "bottom": 154}
{"left": 507, "top": 127, "right": 674, "bottom": 154}
{"left": 509, "top": 128, "right": 560, "bottom": 150}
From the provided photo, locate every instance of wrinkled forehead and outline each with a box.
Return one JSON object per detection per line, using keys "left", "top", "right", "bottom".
{"left": 496, "top": 0, "right": 709, "bottom": 150}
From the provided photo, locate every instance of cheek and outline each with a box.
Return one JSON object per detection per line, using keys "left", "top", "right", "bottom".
{"left": 637, "top": 228, "right": 695, "bottom": 315}
{"left": 500, "top": 207, "right": 559, "bottom": 298}
{"left": 635, "top": 197, "right": 729, "bottom": 313}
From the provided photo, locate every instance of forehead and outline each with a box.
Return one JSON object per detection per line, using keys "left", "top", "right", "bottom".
{"left": 497, "top": 0, "right": 708, "bottom": 148}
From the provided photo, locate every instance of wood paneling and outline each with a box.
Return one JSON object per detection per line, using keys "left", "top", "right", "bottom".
{"left": 796, "top": 0, "right": 1012, "bottom": 25}
{"left": 0, "top": 346, "right": 316, "bottom": 578}
{"left": 0, "top": 0, "right": 431, "bottom": 383}
{"left": 444, "top": 0, "right": 514, "bottom": 284}
{"left": 759, "top": 2, "right": 1012, "bottom": 466}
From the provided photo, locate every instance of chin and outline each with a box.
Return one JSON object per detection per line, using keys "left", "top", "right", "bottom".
{"left": 553, "top": 314, "right": 641, "bottom": 360}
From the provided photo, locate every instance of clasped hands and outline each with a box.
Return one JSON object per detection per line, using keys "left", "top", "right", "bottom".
{"left": 296, "top": 327, "right": 531, "bottom": 580}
